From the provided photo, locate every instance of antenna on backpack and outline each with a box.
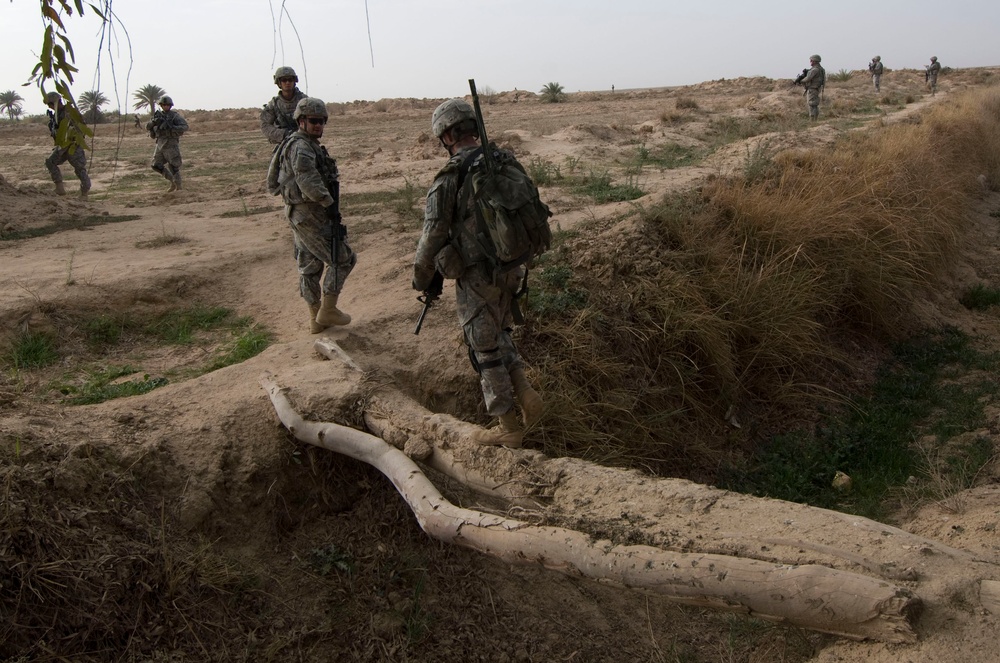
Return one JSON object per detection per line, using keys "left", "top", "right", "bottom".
{"left": 468, "top": 79, "right": 495, "bottom": 176}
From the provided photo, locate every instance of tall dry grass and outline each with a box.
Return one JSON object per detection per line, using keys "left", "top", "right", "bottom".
{"left": 523, "top": 87, "right": 1000, "bottom": 477}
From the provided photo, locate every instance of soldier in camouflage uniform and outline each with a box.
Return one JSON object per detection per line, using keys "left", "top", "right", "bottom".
{"left": 44, "top": 91, "right": 91, "bottom": 199}
{"left": 412, "top": 99, "right": 543, "bottom": 448}
{"left": 869, "top": 55, "right": 884, "bottom": 93}
{"left": 800, "top": 54, "right": 826, "bottom": 120}
{"left": 260, "top": 67, "right": 307, "bottom": 145}
{"left": 926, "top": 56, "right": 941, "bottom": 95}
{"left": 268, "top": 97, "right": 355, "bottom": 332}
{"left": 146, "top": 96, "right": 188, "bottom": 192}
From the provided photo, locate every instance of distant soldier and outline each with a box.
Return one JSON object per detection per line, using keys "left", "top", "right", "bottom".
{"left": 869, "top": 55, "right": 884, "bottom": 93}
{"left": 260, "top": 67, "right": 307, "bottom": 145}
{"left": 43, "top": 91, "right": 92, "bottom": 199}
{"left": 146, "top": 95, "right": 189, "bottom": 192}
{"left": 926, "top": 56, "right": 942, "bottom": 95}
{"left": 133, "top": 113, "right": 141, "bottom": 129}
{"left": 799, "top": 54, "right": 826, "bottom": 120}
{"left": 267, "top": 97, "right": 355, "bottom": 332}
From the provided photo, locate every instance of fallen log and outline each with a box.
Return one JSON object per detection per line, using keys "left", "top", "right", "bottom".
{"left": 309, "top": 338, "right": 1000, "bottom": 628}
{"left": 261, "top": 371, "right": 921, "bottom": 642}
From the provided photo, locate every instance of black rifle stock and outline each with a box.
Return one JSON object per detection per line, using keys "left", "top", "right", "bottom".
{"left": 414, "top": 271, "right": 444, "bottom": 335}
{"left": 792, "top": 68, "right": 809, "bottom": 86}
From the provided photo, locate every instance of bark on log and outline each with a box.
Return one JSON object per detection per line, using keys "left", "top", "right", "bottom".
{"left": 261, "top": 371, "right": 920, "bottom": 643}
{"left": 310, "top": 339, "right": 1000, "bottom": 623}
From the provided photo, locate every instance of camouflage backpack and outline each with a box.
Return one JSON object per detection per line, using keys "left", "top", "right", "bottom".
{"left": 456, "top": 145, "right": 552, "bottom": 270}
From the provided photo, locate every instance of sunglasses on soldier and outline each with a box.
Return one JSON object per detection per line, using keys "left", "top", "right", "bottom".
{"left": 306, "top": 117, "right": 327, "bottom": 125}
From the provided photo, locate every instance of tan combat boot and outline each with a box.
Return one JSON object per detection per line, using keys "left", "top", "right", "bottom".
{"left": 510, "top": 367, "right": 543, "bottom": 427}
{"left": 308, "top": 303, "right": 324, "bottom": 334}
{"left": 472, "top": 411, "right": 523, "bottom": 448}
{"left": 167, "top": 180, "right": 177, "bottom": 193}
{"left": 79, "top": 188, "right": 89, "bottom": 200}
{"left": 315, "top": 292, "right": 351, "bottom": 326}
{"left": 54, "top": 181, "right": 66, "bottom": 196}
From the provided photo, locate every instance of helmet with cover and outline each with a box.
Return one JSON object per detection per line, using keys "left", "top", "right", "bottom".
{"left": 293, "top": 97, "right": 328, "bottom": 121}
{"left": 809, "top": 54, "right": 822, "bottom": 63}
{"left": 159, "top": 95, "right": 174, "bottom": 107}
{"left": 431, "top": 99, "right": 475, "bottom": 139}
{"left": 273, "top": 67, "right": 298, "bottom": 84}
{"left": 44, "top": 91, "right": 62, "bottom": 106}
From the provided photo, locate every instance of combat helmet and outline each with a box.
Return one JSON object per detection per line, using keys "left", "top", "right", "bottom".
{"left": 930, "top": 56, "right": 938, "bottom": 62}
{"left": 159, "top": 95, "right": 174, "bottom": 106}
{"left": 809, "top": 54, "right": 822, "bottom": 63}
{"left": 44, "top": 91, "right": 62, "bottom": 106}
{"left": 431, "top": 99, "right": 475, "bottom": 139}
{"left": 293, "top": 97, "right": 328, "bottom": 121}
{"left": 874, "top": 55, "right": 881, "bottom": 61}
{"left": 273, "top": 67, "right": 298, "bottom": 84}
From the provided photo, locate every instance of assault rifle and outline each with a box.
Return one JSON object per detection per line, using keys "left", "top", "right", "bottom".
{"left": 413, "top": 271, "right": 444, "bottom": 335}
{"left": 468, "top": 79, "right": 495, "bottom": 176}
{"left": 792, "top": 68, "right": 809, "bottom": 86}
{"left": 320, "top": 146, "right": 344, "bottom": 288}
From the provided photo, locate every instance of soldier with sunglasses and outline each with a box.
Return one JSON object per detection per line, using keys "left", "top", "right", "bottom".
{"left": 267, "top": 97, "right": 355, "bottom": 332}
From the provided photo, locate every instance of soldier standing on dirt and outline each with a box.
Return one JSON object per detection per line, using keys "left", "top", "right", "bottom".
{"left": 268, "top": 97, "right": 355, "bottom": 333}
{"left": 800, "top": 54, "right": 826, "bottom": 120}
{"left": 146, "top": 95, "right": 188, "bottom": 192}
{"left": 869, "top": 55, "right": 884, "bottom": 93}
{"left": 261, "top": 67, "right": 307, "bottom": 145}
{"left": 412, "top": 99, "right": 543, "bottom": 448}
{"left": 44, "top": 91, "right": 91, "bottom": 200}
{"left": 926, "top": 56, "right": 942, "bottom": 95}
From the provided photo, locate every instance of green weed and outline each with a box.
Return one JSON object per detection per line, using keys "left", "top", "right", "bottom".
{"left": 828, "top": 69, "right": 853, "bottom": 82}
{"left": 718, "top": 327, "right": 1000, "bottom": 519}
{"left": 0, "top": 215, "right": 141, "bottom": 242}
{"left": 205, "top": 324, "right": 271, "bottom": 372}
{"left": 307, "top": 543, "right": 354, "bottom": 576}
{"left": 527, "top": 157, "right": 561, "bottom": 186}
{"left": 637, "top": 142, "right": 703, "bottom": 170}
{"left": 961, "top": 284, "right": 1000, "bottom": 310}
{"left": 574, "top": 170, "right": 644, "bottom": 203}
{"left": 6, "top": 332, "right": 59, "bottom": 369}
{"left": 60, "top": 366, "right": 168, "bottom": 405}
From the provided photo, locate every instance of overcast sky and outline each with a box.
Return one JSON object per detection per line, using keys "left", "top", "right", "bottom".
{"left": 2, "top": 0, "right": 998, "bottom": 117}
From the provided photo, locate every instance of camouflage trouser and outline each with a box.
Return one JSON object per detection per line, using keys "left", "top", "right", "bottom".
{"left": 151, "top": 138, "right": 183, "bottom": 184}
{"left": 806, "top": 87, "right": 821, "bottom": 119}
{"left": 928, "top": 74, "right": 938, "bottom": 94}
{"left": 286, "top": 203, "right": 356, "bottom": 305}
{"left": 872, "top": 74, "right": 881, "bottom": 92}
{"left": 45, "top": 145, "right": 91, "bottom": 192}
{"left": 456, "top": 266, "right": 525, "bottom": 417}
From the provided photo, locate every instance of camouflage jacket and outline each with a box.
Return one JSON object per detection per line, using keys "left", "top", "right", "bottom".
{"left": 260, "top": 88, "right": 306, "bottom": 145}
{"left": 414, "top": 144, "right": 493, "bottom": 284}
{"left": 272, "top": 131, "right": 337, "bottom": 207}
{"left": 801, "top": 64, "right": 826, "bottom": 89}
{"left": 146, "top": 109, "right": 188, "bottom": 141}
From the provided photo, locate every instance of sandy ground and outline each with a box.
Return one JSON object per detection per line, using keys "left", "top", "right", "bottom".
{"left": 2, "top": 69, "right": 1000, "bottom": 661}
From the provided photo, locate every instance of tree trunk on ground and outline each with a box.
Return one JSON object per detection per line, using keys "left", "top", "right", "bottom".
{"left": 261, "top": 370, "right": 921, "bottom": 642}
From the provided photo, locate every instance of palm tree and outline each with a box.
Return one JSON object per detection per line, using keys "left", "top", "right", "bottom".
{"left": 133, "top": 84, "right": 166, "bottom": 115}
{"left": 0, "top": 90, "right": 25, "bottom": 121}
{"left": 78, "top": 90, "right": 109, "bottom": 124}
{"left": 539, "top": 82, "right": 566, "bottom": 104}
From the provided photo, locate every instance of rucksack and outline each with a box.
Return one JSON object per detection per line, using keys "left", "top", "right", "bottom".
{"left": 456, "top": 145, "right": 553, "bottom": 270}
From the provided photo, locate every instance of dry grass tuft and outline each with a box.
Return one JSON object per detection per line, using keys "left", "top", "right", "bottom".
{"left": 523, "top": 87, "right": 1000, "bottom": 477}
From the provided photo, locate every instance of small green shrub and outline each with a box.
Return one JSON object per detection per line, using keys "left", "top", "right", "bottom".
{"left": 6, "top": 332, "right": 59, "bottom": 369}
{"left": 960, "top": 284, "right": 1000, "bottom": 310}
{"left": 539, "top": 82, "right": 566, "bottom": 104}
{"left": 574, "top": 170, "right": 644, "bottom": 203}
{"left": 527, "top": 158, "right": 561, "bottom": 186}
{"left": 828, "top": 68, "right": 853, "bottom": 82}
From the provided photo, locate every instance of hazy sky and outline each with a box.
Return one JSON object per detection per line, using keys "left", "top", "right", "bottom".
{"left": 2, "top": 0, "right": 997, "bottom": 116}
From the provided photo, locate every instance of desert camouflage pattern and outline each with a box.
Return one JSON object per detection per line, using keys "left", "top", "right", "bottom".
{"left": 415, "top": 144, "right": 525, "bottom": 417}
{"left": 45, "top": 103, "right": 91, "bottom": 193}
{"left": 278, "top": 132, "right": 355, "bottom": 302}
{"left": 260, "top": 88, "right": 306, "bottom": 145}
{"left": 147, "top": 109, "right": 188, "bottom": 184}
{"left": 801, "top": 63, "right": 826, "bottom": 118}
{"left": 928, "top": 59, "right": 941, "bottom": 92}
